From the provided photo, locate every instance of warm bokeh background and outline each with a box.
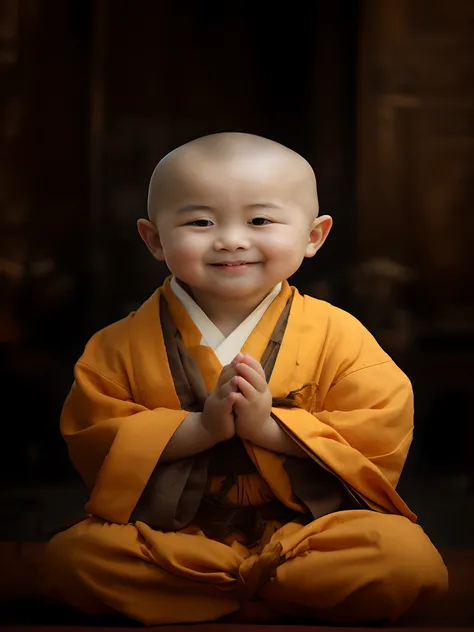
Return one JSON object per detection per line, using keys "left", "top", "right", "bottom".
{"left": 1, "top": 0, "right": 473, "bottom": 549}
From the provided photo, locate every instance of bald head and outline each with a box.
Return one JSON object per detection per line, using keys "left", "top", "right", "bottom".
{"left": 147, "top": 132, "right": 318, "bottom": 222}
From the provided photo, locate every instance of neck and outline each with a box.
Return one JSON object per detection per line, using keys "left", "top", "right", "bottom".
{"left": 178, "top": 282, "right": 276, "bottom": 336}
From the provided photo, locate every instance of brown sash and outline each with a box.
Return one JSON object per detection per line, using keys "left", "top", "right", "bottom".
{"left": 131, "top": 292, "right": 354, "bottom": 534}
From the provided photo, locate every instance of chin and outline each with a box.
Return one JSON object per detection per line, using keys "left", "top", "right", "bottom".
{"left": 221, "top": 287, "right": 273, "bottom": 301}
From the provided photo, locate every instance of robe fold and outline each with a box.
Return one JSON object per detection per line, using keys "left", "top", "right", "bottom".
{"left": 40, "top": 278, "right": 447, "bottom": 625}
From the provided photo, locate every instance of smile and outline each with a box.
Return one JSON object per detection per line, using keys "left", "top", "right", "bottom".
{"left": 210, "top": 262, "right": 256, "bottom": 269}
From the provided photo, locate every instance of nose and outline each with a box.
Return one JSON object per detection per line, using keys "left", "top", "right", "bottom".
{"left": 213, "top": 226, "right": 251, "bottom": 251}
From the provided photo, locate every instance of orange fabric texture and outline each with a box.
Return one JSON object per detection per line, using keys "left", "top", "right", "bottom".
{"left": 41, "top": 281, "right": 447, "bottom": 624}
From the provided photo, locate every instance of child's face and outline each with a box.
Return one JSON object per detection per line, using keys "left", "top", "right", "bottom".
{"left": 142, "top": 151, "right": 331, "bottom": 304}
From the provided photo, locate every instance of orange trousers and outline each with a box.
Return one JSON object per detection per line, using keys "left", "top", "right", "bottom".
{"left": 39, "top": 509, "right": 448, "bottom": 625}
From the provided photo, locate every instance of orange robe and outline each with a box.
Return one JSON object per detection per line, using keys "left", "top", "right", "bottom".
{"left": 39, "top": 279, "right": 447, "bottom": 624}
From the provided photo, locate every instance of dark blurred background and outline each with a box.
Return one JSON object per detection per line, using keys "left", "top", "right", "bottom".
{"left": 1, "top": 0, "right": 473, "bottom": 548}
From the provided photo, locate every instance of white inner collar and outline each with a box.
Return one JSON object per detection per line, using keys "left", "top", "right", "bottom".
{"left": 170, "top": 277, "right": 282, "bottom": 366}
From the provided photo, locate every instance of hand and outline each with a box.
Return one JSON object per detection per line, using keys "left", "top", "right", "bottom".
{"left": 231, "top": 353, "right": 273, "bottom": 442}
{"left": 201, "top": 363, "right": 238, "bottom": 443}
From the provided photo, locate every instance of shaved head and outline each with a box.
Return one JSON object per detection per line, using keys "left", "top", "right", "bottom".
{"left": 137, "top": 132, "right": 332, "bottom": 312}
{"left": 147, "top": 132, "right": 318, "bottom": 222}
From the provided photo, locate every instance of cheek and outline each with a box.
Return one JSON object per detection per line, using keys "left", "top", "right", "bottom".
{"left": 165, "top": 233, "right": 206, "bottom": 261}
{"left": 261, "top": 228, "right": 307, "bottom": 256}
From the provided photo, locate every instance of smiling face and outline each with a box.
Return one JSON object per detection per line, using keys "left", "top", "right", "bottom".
{"left": 139, "top": 134, "right": 332, "bottom": 311}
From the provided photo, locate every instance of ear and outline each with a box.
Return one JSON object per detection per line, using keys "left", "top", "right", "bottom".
{"left": 137, "top": 219, "right": 165, "bottom": 261}
{"left": 304, "top": 214, "right": 333, "bottom": 258}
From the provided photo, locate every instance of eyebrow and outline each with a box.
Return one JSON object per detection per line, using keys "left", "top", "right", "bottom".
{"left": 247, "top": 202, "right": 283, "bottom": 210}
{"left": 176, "top": 202, "right": 283, "bottom": 213}
{"left": 176, "top": 204, "right": 214, "bottom": 214}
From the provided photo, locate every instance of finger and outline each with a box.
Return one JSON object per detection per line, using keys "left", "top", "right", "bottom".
{"left": 230, "top": 353, "right": 245, "bottom": 367}
{"left": 218, "top": 363, "right": 237, "bottom": 386}
{"left": 235, "top": 362, "right": 267, "bottom": 392}
{"left": 241, "top": 354, "right": 266, "bottom": 380}
{"left": 218, "top": 376, "right": 238, "bottom": 398}
{"left": 231, "top": 391, "right": 247, "bottom": 412}
{"left": 226, "top": 390, "right": 239, "bottom": 406}
{"left": 234, "top": 375, "right": 257, "bottom": 400}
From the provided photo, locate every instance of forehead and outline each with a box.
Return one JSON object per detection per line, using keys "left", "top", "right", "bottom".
{"left": 167, "top": 151, "right": 299, "bottom": 202}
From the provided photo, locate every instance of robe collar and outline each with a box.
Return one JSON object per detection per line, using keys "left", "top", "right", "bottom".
{"left": 169, "top": 276, "right": 283, "bottom": 366}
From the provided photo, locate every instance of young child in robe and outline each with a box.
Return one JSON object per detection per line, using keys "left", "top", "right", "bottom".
{"left": 38, "top": 132, "right": 448, "bottom": 625}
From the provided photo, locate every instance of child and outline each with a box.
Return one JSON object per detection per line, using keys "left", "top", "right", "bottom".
{"left": 39, "top": 133, "right": 447, "bottom": 625}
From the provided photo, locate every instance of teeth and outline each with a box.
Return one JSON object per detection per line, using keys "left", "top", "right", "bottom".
{"left": 213, "top": 262, "right": 249, "bottom": 266}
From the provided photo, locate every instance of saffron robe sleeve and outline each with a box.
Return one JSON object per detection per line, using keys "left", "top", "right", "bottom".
{"left": 251, "top": 290, "right": 416, "bottom": 520}
{"left": 59, "top": 299, "right": 193, "bottom": 526}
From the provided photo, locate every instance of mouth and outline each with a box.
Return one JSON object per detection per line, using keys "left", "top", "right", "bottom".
{"left": 209, "top": 261, "right": 258, "bottom": 272}
{"left": 210, "top": 261, "right": 256, "bottom": 267}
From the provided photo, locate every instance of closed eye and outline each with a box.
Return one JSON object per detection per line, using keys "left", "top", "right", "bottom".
{"left": 249, "top": 217, "right": 272, "bottom": 226}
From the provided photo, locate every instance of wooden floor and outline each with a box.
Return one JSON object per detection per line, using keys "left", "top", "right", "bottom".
{"left": 3, "top": 623, "right": 474, "bottom": 632}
